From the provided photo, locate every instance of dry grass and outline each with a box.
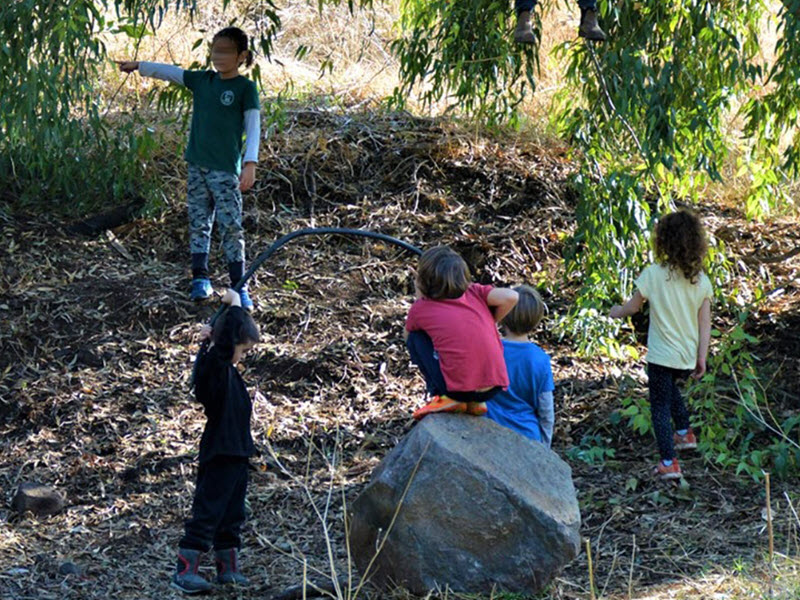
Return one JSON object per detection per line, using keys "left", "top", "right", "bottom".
{"left": 101, "top": 0, "right": 402, "bottom": 108}
{"left": 99, "top": 0, "right": 593, "bottom": 120}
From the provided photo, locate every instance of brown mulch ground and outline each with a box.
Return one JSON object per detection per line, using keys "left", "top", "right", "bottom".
{"left": 1, "top": 109, "right": 798, "bottom": 599}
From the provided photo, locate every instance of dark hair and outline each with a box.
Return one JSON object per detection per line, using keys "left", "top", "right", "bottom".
{"left": 653, "top": 210, "right": 708, "bottom": 283}
{"left": 213, "top": 308, "right": 260, "bottom": 347}
{"left": 213, "top": 27, "right": 254, "bottom": 68}
{"left": 416, "top": 246, "right": 470, "bottom": 300}
{"left": 502, "top": 284, "right": 545, "bottom": 335}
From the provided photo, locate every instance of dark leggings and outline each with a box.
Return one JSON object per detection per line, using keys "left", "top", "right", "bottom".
{"left": 647, "top": 363, "right": 692, "bottom": 461}
{"left": 406, "top": 331, "right": 501, "bottom": 403}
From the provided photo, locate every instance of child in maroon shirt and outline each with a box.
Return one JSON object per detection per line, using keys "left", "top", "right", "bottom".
{"left": 405, "top": 246, "right": 519, "bottom": 419}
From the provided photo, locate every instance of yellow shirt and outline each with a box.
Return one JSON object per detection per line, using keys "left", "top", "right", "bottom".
{"left": 635, "top": 263, "right": 713, "bottom": 370}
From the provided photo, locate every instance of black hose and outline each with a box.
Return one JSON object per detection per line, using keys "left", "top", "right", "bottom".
{"left": 190, "top": 227, "right": 422, "bottom": 387}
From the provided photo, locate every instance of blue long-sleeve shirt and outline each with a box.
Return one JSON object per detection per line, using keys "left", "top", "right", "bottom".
{"left": 486, "top": 340, "right": 555, "bottom": 446}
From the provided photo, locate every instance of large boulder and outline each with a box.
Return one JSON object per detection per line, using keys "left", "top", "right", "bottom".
{"left": 348, "top": 414, "right": 580, "bottom": 595}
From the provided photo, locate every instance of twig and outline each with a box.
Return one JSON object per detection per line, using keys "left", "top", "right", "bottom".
{"left": 103, "top": 10, "right": 149, "bottom": 120}
{"left": 585, "top": 537, "right": 597, "bottom": 600}
{"left": 351, "top": 441, "right": 430, "bottom": 600}
{"left": 342, "top": 486, "right": 354, "bottom": 600}
{"left": 750, "top": 245, "right": 800, "bottom": 264}
{"left": 730, "top": 370, "right": 800, "bottom": 452}
{"left": 627, "top": 534, "right": 636, "bottom": 600}
{"left": 784, "top": 491, "right": 800, "bottom": 528}
{"left": 599, "top": 545, "right": 618, "bottom": 598}
{"left": 585, "top": 42, "right": 665, "bottom": 205}
{"left": 765, "top": 472, "right": 774, "bottom": 598}
{"left": 785, "top": 491, "right": 800, "bottom": 558}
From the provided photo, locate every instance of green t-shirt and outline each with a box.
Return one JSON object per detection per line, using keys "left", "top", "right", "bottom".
{"left": 636, "top": 263, "right": 713, "bottom": 370}
{"left": 182, "top": 70, "right": 260, "bottom": 175}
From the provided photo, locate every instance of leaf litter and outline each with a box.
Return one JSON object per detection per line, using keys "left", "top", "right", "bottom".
{"left": 0, "top": 108, "right": 799, "bottom": 599}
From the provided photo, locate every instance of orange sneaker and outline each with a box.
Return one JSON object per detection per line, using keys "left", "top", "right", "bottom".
{"left": 466, "top": 402, "right": 488, "bottom": 416}
{"left": 412, "top": 396, "right": 467, "bottom": 420}
{"left": 673, "top": 429, "right": 697, "bottom": 450}
{"left": 653, "top": 459, "right": 682, "bottom": 480}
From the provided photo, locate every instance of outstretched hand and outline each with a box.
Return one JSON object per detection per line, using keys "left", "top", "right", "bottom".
{"left": 115, "top": 60, "right": 139, "bottom": 73}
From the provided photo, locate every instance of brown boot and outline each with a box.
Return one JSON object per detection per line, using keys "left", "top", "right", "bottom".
{"left": 514, "top": 11, "right": 536, "bottom": 45}
{"left": 578, "top": 9, "right": 606, "bottom": 41}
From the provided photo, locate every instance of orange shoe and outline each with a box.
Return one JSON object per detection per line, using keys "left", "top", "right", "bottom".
{"left": 653, "top": 459, "right": 682, "bottom": 480}
{"left": 466, "top": 402, "right": 488, "bottom": 416}
{"left": 673, "top": 429, "right": 697, "bottom": 450}
{"left": 412, "top": 396, "right": 467, "bottom": 420}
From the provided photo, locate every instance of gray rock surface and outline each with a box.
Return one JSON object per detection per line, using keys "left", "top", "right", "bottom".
{"left": 11, "top": 482, "right": 65, "bottom": 516}
{"left": 349, "top": 414, "right": 581, "bottom": 594}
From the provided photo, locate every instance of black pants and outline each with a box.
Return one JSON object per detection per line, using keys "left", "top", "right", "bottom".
{"left": 647, "top": 363, "right": 691, "bottom": 461}
{"left": 180, "top": 455, "right": 249, "bottom": 552}
{"left": 406, "top": 331, "right": 501, "bottom": 403}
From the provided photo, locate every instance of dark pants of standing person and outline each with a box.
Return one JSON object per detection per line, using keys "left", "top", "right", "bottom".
{"left": 406, "top": 331, "right": 501, "bottom": 403}
{"left": 647, "top": 363, "right": 692, "bottom": 461}
{"left": 515, "top": 0, "right": 596, "bottom": 16}
{"left": 180, "top": 456, "right": 249, "bottom": 551}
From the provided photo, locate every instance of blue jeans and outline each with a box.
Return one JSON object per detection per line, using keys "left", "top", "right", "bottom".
{"left": 516, "top": 0, "right": 596, "bottom": 15}
{"left": 406, "top": 331, "right": 500, "bottom": 403}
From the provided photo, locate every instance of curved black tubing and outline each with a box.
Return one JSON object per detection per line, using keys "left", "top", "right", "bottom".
{"left": 190, "top": 227, "right": 422, "bottom": 387}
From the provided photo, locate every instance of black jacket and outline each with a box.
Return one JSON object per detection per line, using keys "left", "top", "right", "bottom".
{"left": 194, "top": 307, "right": 256, "bottom": 463}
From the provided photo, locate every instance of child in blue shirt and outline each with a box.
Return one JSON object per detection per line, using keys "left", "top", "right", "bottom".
{"left": 487, "top": 285, "right": 555, "bottom": 446}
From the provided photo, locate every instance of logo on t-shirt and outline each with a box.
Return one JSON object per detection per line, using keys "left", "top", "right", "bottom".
{"left": 220, "top": 90, "right": 235, "bottom": 106}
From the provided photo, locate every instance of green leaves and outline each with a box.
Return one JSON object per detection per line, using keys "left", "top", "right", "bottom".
{"left": 390, "top": 0, "right": 539, "bottom": 125}
{"left": 114, "top": 21, "right": 152, "bottom": 40}
{"left": 690, "top": 319, "right": 800, "bottom": 480}
{"left": 566, "top": 433, "right": 617, "bottom": 465}
{"left": 0, "top": 0, "right": 172, "bottom": 212}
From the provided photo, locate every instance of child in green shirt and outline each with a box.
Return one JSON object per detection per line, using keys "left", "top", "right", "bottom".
{"left": 117, "top": 27, "right": 261, "bottom": 309}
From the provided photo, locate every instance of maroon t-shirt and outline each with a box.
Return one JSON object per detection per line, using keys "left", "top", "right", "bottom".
{"left": 406, "top": 283, "right": 509, "bottom": 392}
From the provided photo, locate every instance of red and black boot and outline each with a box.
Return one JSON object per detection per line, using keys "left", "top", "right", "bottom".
{"left": 215, "top": 548, "right": 249, "bottom": 586}
{"left": 171, "top": 548, "right": 212, "bottom": 594}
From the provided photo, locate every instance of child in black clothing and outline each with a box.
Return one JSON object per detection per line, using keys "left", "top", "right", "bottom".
{"left": 172, "top": 289, "right": 260, "bottom": 594}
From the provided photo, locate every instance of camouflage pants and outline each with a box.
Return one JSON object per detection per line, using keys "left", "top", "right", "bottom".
{"left": 187, "top": 164, "right": 245, "bottom": 263}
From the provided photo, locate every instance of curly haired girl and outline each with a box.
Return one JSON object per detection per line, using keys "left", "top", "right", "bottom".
{"left": 610, "top": 210, "right": 713, "bottom": 480}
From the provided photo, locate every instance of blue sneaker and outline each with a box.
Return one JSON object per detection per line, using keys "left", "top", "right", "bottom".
{"left": 190, "top": 278, "right": 213, "bottom": 301}
{"left": 239, "top": 287, "right": 254, "bottom": 311}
